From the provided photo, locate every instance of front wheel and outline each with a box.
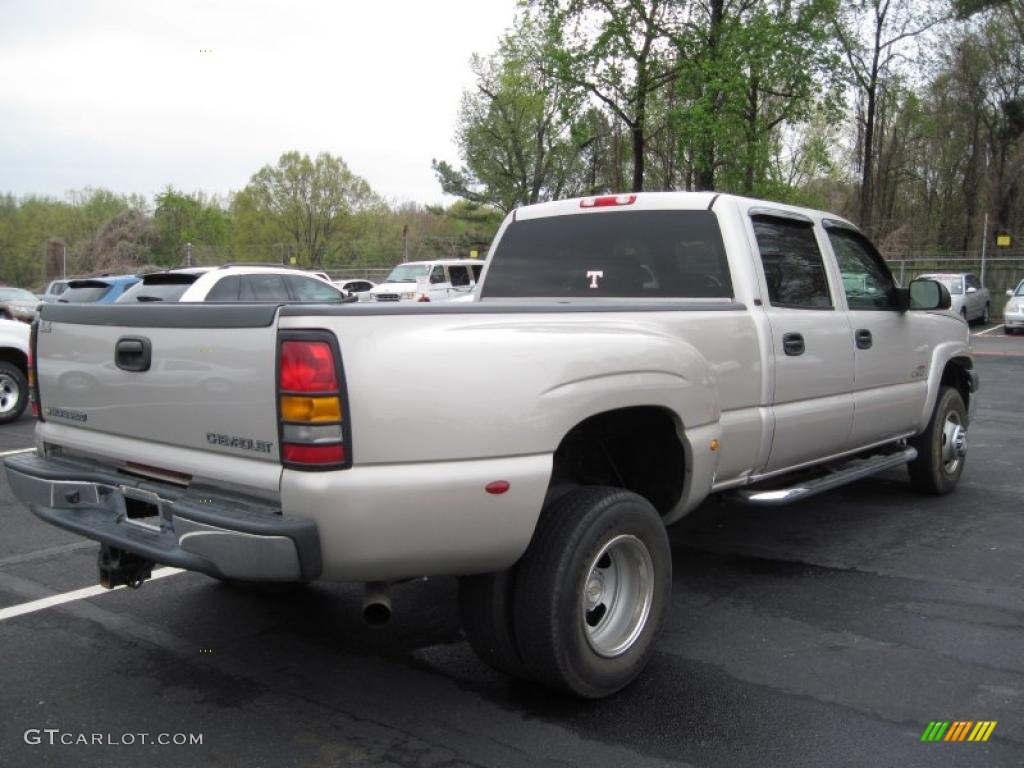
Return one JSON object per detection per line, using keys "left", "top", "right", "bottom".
{"left": 907, "top": 386, "right": 967, "bottom": 495}
{"left": 513, "top": 487, "right": 671, "bottom": 698}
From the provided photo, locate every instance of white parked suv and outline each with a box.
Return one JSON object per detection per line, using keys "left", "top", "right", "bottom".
{"left": 0, "top": 318, "right": 30, "bottom": 423}
{"left": 116, "top": 266, "right": 347, "bottom": 303}
{"left": 370, "top": 259, "right": 484, "bottom": 302}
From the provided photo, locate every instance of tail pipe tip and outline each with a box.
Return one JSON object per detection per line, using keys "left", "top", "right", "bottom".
{"left": 362, "top": 581, "right": 392, "bottom": 627}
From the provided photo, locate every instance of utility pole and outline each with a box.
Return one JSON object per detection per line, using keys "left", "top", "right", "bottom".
{"left": 980, "top": 213, "right": 988, "bottom": 287}
{"left": 62, "top": 242, "right": 67, "bottom": 279}
{"left": 185, "top": 242, "right": 193, "bottom": 267}
{"left": 402, "top": 224, "right": 409, "bottom": 263}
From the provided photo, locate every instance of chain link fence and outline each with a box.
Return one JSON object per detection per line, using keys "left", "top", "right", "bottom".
{"left": 886, "top": 254, "right": 1024, "bottom": 318}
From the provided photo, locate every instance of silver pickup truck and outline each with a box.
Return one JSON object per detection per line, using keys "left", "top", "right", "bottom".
{"left": 6, "top": 192, "right": 976, "bottom": 698}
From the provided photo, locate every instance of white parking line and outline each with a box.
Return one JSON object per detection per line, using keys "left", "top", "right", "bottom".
{"left": 0, "top": 567, "right": 183, "bottom": 622}
{"left": 0, "top": 447, "right": 35, "bottom": 457}
{"left": 973, "top": 324, "right": 1005, "bottom": 337}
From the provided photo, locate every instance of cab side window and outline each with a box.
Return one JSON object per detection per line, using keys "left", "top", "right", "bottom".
{"left": 429, "top": 266, "right": 447, "bottom": 284}
{"left": 827, "top": 228, "right": 898, "bottom": 310}
{"left": 752, "top": 215, "right": 832, "bottom": 309}
{"left": 965, "top": 273, "right": 980, "bottom": 292}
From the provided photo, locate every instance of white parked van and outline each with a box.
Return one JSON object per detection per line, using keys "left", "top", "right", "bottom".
{"left": 370, "top": 259, "right": 484, "bottom": 302}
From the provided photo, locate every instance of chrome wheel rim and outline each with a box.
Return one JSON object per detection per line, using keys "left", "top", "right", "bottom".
{"left": 581, "top": 534, "right": 654, "bottom": 658}
{"left": 0, "top": 373, "right": 20, "bottom": 415}
{"left": 940, "top": 411, "right": 967, "bottom": 474}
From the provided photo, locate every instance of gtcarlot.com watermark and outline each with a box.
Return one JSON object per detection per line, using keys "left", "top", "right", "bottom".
{"left": 24, "top": 729, "right": 203, "bottom": 747}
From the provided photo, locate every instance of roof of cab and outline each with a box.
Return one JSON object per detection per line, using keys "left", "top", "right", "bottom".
{"left": 512, "top": 191, "right": 858, "bottom": 231}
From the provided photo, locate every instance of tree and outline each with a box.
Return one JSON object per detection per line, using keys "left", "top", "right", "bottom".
{"left": 240, "top": 151, "right": 379, "bottom": 267}
{"left": 433, "top": 18, "right": 584, "bottom": 212}
{"left": 674, "top": 0, "right": 844, "bottom": 194}
{"left": 831, "top": 0, "right": 950, "bottom": 233}
{"left": 531, "top": 0, "right": 684, "bottom": 192}
{"left": 153, "top": 187, "right": 230, "bottom": 266}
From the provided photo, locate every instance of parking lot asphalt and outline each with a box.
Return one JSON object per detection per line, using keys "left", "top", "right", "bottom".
{"left": 0, "top": 333, "right": 1021, "bottom": 768}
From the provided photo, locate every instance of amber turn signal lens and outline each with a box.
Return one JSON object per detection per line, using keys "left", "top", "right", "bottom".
{"left": 280, "top": 395, "right": 341, "bottom": 423}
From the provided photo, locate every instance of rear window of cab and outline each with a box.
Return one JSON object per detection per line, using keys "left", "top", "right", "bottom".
{"left": 481, "top": 210, "right": 732, "bottom": 299}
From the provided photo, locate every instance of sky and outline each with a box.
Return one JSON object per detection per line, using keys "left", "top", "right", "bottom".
{"left": 0, "top": 0, "right": 518, "bottom": 207}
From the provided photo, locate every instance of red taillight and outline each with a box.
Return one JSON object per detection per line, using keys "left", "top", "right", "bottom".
{"left": 278, "top": 333, "right": 349, "bottom": 470}
{"left": 28, "top": 321, "right": 42, "bottom": 421}
{"left": 580, "top": 194, "right": 637, "bottom": 208}
{"left": 280, "top": 341, "right": 338, "bottom": 392}
{"left": 283, "top": 443, "right": 345, "bottom": 464}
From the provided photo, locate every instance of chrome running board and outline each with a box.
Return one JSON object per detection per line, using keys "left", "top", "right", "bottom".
{"left": 731, "top": 447, "right": 918, "bottom": 506}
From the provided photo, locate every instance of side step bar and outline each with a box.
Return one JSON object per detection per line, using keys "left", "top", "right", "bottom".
{"left": 731, "top": 447, "right": 918, "bottom": 506}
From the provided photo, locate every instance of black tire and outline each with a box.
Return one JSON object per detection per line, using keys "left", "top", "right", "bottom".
{"left": 513, "top": 486, "right": 671, "bottom": 698}
{"left": 0, "top": 361, "right": 28, "bottom": 424}
{"left": 982, "top": 303, "right": 990, "bottom": 324}
{"left": 960, "top": 308, "right": 968, "bottom": 323}
{"left": 907, "top": 386, "right": 968, "bottom": 495}
{"left": 458, "top": 569, "right": 530, "bottom": 678}
{"left": 1006, "top": 326, "right": 1016, "bottom": 335}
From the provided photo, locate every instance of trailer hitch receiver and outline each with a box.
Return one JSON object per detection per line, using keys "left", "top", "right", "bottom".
{"left": 98, "top": 545, "right": 153, "bottom": 589}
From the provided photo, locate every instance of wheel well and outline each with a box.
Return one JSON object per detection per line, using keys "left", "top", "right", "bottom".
{"left": 549, "top": 407, "right": 685, "bottom": 517}
{"left": 0, "top": 347, "right": 27, "bottom": 375}
{"left": 941, "top": 358, "right": 972, "bottom": 412}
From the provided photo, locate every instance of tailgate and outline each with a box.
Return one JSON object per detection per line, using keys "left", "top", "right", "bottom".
{"left": 36, "top": 304, "right": 282, "bottom": 464}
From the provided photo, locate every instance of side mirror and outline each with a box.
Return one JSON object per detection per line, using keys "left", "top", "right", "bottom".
{"left": 909, "top": 278, "right": 952, "bottom": 310}
{"left": 1008, "top": 289, "right": 1015, "bottom": 297}
{"left": 966, "top": 286, "right": 977, "bottom": 294}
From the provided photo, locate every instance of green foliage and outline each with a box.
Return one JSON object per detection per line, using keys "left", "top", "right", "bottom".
{"left": 153, "top": 187, "right": 230, "bottom": 266}
{"left": 674, "top": 0, "right": 844, "bottom": 195}
{"left": 433, "top": 16, "right": 585, "bottom": 211}
{"left": 0, "top": 151, "right": 503, "bottom": 287}
{"left": 0, "top": 188, "right": 143, "bottom": 288}
{"left": 238, "top": 151, "right": 380, "bottom": 267}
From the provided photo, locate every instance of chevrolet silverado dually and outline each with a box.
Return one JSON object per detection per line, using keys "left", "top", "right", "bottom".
{"left": 5, "top": 192, "right": 976, "bottom": 698}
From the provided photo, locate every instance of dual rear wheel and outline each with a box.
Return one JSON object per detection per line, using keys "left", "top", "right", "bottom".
{"left": 459, "top": 486, "right": 671, "bottom": 698}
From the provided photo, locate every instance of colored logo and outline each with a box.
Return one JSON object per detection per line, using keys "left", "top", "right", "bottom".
{"left": 921, "top": 721, "right": 997, "bottom": 742}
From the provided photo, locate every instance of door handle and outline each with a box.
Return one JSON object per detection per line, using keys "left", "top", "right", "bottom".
{"left": 115, "top": 337, "right": 152, "bottom": 372}
{"left": 855, "top": 329, "right": 873, "bottom": 350}
{"left": 782, "top": 332, "right": 805, "bottom": 356}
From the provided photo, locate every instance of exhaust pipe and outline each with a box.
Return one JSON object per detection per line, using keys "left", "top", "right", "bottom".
{"left": 362, "top": 581, "right": 392, "bottom": 626}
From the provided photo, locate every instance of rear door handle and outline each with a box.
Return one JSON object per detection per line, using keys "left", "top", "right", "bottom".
{"left": 855, "top": 329, "right": 873, "bottom": 350}
{"left": 782, "top": 332, "right": 805, "bottom": 356}
{"left": 115, "top": 337, "right": 152, "bottom": 372}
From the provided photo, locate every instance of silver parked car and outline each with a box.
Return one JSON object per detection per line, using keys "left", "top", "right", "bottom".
{"left": 1004, "top": 279, "right": 1024, "bottom": 334}
{"left": 918, "top": 272, "right": 991, "bottom": 324}
{"left": 0, "top": 287, "right": 42, "bottom": 322}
